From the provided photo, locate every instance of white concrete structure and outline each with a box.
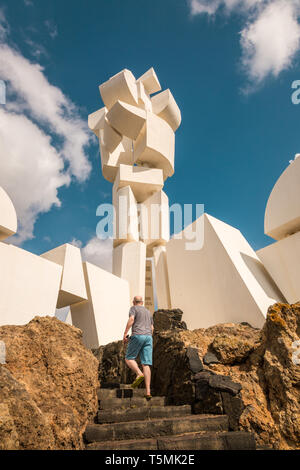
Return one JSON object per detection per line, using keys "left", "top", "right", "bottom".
{"left": 71, "top": 262, "right": 130, "bottom": 348}
{"left": 166, "top": 214, "right": 284, "bottom": 329}
{"left": 0, "top": 242, "right": 62, "bottom": 325}
{"left": 153, "top": 245, "right": 171, "bottom": 310}
{"left": 113, "top": 241, "right": 147, "bottom": 301}
{"left": 257, "top": 157, "right": 300, "bottom": 304}
{"left": 41, "top": 244, "right": 88, "bottom": 309}
{"left": 0, "top": 187, "right": 17, "bottom": 240}
{"left": 265, "top": 157, "right": 300, "bottom": 240}
{"left": 257, "top": 233, "right": 299, "bottom": 303}
{"left": 89, "top": 67, "right": 182, "bottom": 300}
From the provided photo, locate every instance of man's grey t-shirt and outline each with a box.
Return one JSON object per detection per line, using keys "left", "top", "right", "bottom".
{"left": 129, "top": 305, "right": 153, "bottom": 336}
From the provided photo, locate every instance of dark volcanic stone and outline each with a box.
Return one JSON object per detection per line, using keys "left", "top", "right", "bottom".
{"left": 203, "top": 352, "right": 220, "bottom": 365}
{"left": 153, "top": 309, "right": 187, "bottom": 332}
{"left": 186, "top": 347, "right": 204, "bottom": 374}
{"left": 208, "top": 375, "right": 242, "bottom": 396}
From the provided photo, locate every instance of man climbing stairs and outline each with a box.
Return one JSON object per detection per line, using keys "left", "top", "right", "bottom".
{"left": 84, "top": 384, "right": 256, "bottom": 450}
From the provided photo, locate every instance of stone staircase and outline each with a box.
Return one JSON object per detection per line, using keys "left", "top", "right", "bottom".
{"left": 84, "top": 384, "right": 256, "bottom": 450}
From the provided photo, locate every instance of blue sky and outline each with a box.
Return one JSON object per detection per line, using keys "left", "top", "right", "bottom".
{"left": 1, "top": 0, "right": 300, "bottom": 269}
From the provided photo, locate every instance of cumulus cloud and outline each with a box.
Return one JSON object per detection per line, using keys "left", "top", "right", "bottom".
{"left": 0, "top": 12, "right": 92, "bottom": 243}
{"left": 71, "top": 237, "right": 113, "bottom": 273}
{"left": 241, "top": 1, "right": 300, "bottom": 83}
{"left": 189, "top": 0, "right": 300, "bottom": 86}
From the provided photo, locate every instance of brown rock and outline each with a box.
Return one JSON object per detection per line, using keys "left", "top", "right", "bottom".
{"left": 212, "top": 334, "right": 259, "bottom": 365}
{"left": 0, "top": 316, "right": 99, "bottom": 450}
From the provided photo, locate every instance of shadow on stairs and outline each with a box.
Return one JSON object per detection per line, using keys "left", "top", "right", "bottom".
{"left": 84, "top": 383, "right": 256, "bottom": 451}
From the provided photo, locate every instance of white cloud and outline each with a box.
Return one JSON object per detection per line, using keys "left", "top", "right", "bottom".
{"left": 0, "top": 109, "right": 70, "bottom": 243}
{"left": 0, "top": 12, "right": 92, "bottom": 243}
{"left": 188, "top": 0, "right": 300, "bottom": 86}
{"left": 241, "top": 1, "right": 300, "bottom": 83}
{"left": 82, "top": 237, "right": 113, "bottom": 272}
{"left": 72, "top": 237, "right": 113, "bottom": 273}
{"left": 44, "top": 20, "right": 58, "bottom": 39}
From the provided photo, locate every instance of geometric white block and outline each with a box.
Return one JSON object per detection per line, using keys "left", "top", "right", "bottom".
{"left": 134, "top": 112, "right": 175, "bottom": 180}
{"left": 265, "top": 157, "right": 300, "bottom": 241}
{"left": 137, "top": 67, "right": 161, "bottom": 95}
{"left": 137, "top": 81, "right": 152, "bottom": 112}
{"left": 153, "top": 245, "right": 171, "bottom": 310}
{"left": 113, "top": 185, "right": 139, "bottom": 247}
{"left": 113, "top": 164, "right": 164, "bottom": 203}
{"left": 140, "top": 190, "right": 170, "bottom": 250}
{"left": 166, "top": 214, "right": 284, "bottom": 330}
{"left": 113, "top": 241, "right": 147, "bottom": 302}
{"left": 0, "top": 242, "right": 62, "bottom": 326}
{"left": 0, "top": 187, "right": 18, "bottom": 241}
{"left": 101, "top": 118, "right": 122, "bottom": 153}
{"left": 100, "top": 137, "right": 133, "bottom": 183}
{"left": 151, "top": 89, "right": 181, "bottom": 131}
{"left": 100, "top": 69, "right": 139, "bottom": 110}
{"left": 88, "top": 107, "right": 106, "bottom": 135}
{"left": 71, "top": 262, "right": 130, "bottom": 348}
{"left": 107, "top": 101, "right": 147, "bottom": 141}
{"left": 41, "top": 244, "right": 88, "bottom": 309}
{"left": 257, "top": 232, "right": 300, "bottom": 303}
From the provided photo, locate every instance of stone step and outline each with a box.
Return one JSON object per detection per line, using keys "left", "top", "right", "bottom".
{"left": 100, "top": 383, "right": 143, "bottom": 389}
{"left": 84, "top": 414, "right": 229, "bottom": 443}
{"left": 97, "top": 388, "right": 148, "bottom": 400}
{"left": 86, "top": 431, "right": 256, "bottom": 451}
{"left": 99, "top": 396, "right": 166, "bottom": 410}
{"left": 97, "top": 405, "right": 191, "bottom": 424}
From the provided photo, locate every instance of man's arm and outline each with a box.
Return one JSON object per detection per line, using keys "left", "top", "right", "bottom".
{"left": 123, "top": 316, "right": 134, "bottom": 343}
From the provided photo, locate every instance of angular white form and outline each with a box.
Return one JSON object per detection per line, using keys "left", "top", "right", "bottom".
{"left": 88, "top": 107, "right": 106, "bottom": 135}
{"left": 113, "top": 164, "right": 164, "bottom": 203}
{"left": 166, "top": 214, "right": 284, "bottom": 330}
{"left": 140, "top": 189, "right": 170, "bottom": 250}
{"left": 71, "top": 262, "right": 130, "bottom": 348}
{"left": 41, "top": 243, "right": 88, "bottom": 309}
{"left": 257, "top": 232, "right": 300, "bottom": 303}
{"left": 137, "top": 67, "right": 161, "bottom": 95}
{"left": 99, "top": 69, "right": 139, "bottom": 110}
{"left": 151, "top": 89, "right": 182, "bottom": 132}
{"left": 0, "top": 242, "right": 62, "bottom": 325}
{"left": 137, "top": 81, "right": 152, "bottom": 112}
{"left": 134, "top": 111, "right": 175, "bottom": 180}
{"left": 153, "top": 245, "right": 171, "bottom": 310}
{"left": 265, "top": 157, "right": 300, "bottom": 240}
{"left": 101, "top": 118, "right": 123, "bottom": 153}
{"left": 113, "top": 185, "right": 139, "bottom": 247}
{"left": 0, "top": 187, "right": 18, "bottom": 240}
{"left": 113, "top": 241, "right": 147, "bottom": 301}
{"left": 107, "top": 100, "right": 147, "bottom": 141}
{"left": 100, "top": 136, "right": 134, "bottom": 183}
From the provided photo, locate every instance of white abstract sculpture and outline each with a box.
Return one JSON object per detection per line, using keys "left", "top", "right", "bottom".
{"left": 89, "top": 67, "right": 181, "bottom": 310}
{"left": 257, "top": 156, "right": 300, "bottom": 303}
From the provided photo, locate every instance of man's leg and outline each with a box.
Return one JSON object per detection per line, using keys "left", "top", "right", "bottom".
{"left": 125, "top": 359, "right": 143, "bottom": 379}
{"left": 142, "top": 364, "right": 151, "bottom": 395}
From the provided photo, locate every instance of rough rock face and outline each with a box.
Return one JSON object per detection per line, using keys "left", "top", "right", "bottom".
{"left": 0, "top": 316, "right": 99, "bottom": 450}
{"left": 151, "top": 304, "right": 300, "bottom": 450}
{"left": 93, "top": 340, "right": 136, "bottom": 386}
{"left": 153, "top": 309, "right": 187, "bottom": 332}
{"left": 94, "top": 304, "right": 300, "bottom": 449}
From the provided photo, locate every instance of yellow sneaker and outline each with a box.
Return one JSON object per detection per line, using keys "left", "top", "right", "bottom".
{"left": 131, "top": 375, "right": 144, "bottom": 389}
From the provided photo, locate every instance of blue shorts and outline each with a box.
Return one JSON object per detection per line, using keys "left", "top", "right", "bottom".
{"left": 125, "top": 335, "right": 153, "bottom": 366}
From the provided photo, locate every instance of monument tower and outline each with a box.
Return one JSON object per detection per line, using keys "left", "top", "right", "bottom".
{"left": 88, "top": 68, "right": 181, "bottom": 311}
